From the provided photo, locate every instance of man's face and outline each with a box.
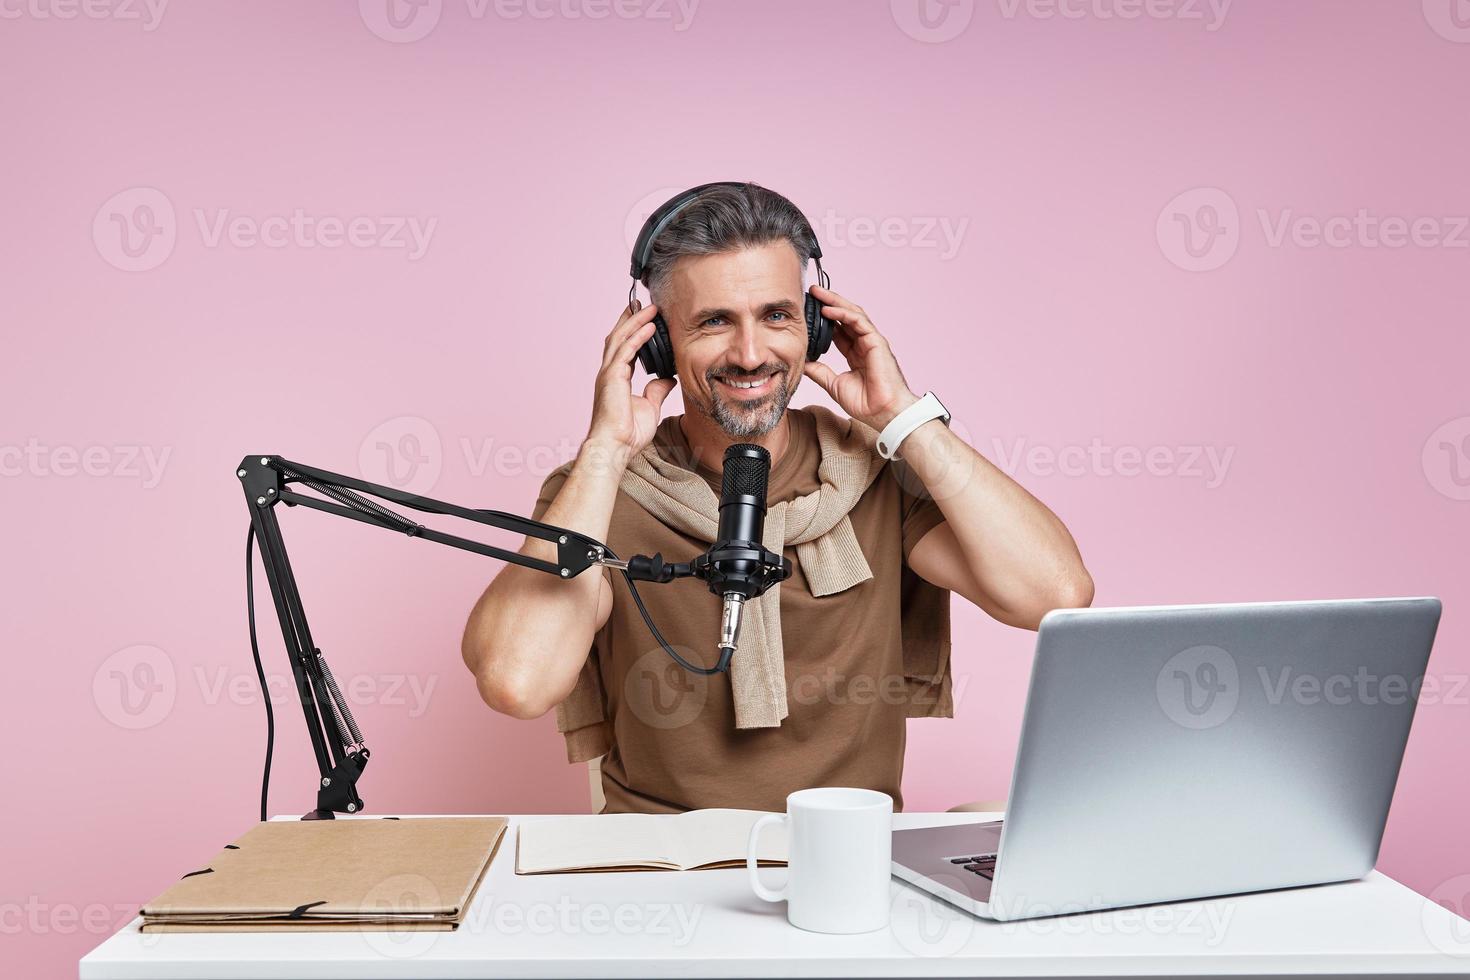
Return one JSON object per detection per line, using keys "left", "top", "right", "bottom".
{"left": 661, "top": 242, "right": 808, "bottom": 438}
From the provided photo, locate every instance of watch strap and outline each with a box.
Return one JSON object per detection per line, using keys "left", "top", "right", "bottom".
{"left": 875, "top": 391, "right": 950, "bottom": 460}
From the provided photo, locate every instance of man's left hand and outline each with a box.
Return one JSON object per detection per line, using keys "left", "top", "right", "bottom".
{"left": 801, "top": 284, "right": 919, "bottom": 432}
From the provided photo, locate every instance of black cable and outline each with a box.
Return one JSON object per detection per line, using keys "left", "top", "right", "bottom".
{"left": 470, "top": 505, "right": 730, "bottom": 676}
{"left": 246, "top": 525, "right": 274, "bottom": 823}
{"left": 614, "top": 562, "right": 729, "bottom": 676}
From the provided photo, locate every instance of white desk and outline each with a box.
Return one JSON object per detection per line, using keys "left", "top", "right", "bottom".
{"left": 81, "top": 811, "right": 1470, "bottom": 979}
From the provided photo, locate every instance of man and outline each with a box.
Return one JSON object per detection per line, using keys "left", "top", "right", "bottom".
{"left": 462, "top": 182, "right": 1092, "bottom": 813}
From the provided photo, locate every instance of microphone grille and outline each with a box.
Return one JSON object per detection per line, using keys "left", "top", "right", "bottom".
{"left": 721, "top": 444, "right": 770, "bottom": 499}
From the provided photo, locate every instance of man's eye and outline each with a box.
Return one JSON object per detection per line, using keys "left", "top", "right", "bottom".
{"left": 769, "top": 311, "right": 790, "bottom": 322}
{"left": 703, "top": 316, "right": 726, "bottom": 327}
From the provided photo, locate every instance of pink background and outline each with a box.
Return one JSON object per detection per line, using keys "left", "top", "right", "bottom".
{"left": 4, "top": 0, "right": 1469, "bottom": 973}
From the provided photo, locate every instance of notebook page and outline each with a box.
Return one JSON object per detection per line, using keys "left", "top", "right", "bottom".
{"left": 516, "top": 814, "right": 679, "bottom": 873}
{"left": 670, "top": 808, "right": 788, "bottom": 869}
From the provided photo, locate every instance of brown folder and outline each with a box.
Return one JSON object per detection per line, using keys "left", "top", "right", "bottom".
{"left": 140, "top": 816, "right": 507, "bottom": 933}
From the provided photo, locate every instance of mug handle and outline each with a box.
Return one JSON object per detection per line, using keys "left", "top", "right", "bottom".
{"left": 746, "top": 813, "right": 788, "bottom": 903}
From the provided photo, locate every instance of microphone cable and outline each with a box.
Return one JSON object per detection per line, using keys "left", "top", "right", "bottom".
{"left": 245, "top": 525, "right": 274, "bottom": 823}
{"left": 595, "top": 542, "right": 732, "bottom": 676}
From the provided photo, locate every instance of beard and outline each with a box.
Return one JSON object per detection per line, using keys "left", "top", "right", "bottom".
{"left": 701, "top": 362, "right": 795, "bottom": 438}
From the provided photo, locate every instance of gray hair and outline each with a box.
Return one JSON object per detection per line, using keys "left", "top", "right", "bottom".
{"left": 640, "top": 182, "right": 819, "bottom": 307}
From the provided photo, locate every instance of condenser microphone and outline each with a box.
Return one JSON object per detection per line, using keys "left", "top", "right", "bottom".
{"left": 699, "top": 443, "right": 790, "bottom": 671}
{"left": 614, "top": 442, "right": 790, "bottom": 674}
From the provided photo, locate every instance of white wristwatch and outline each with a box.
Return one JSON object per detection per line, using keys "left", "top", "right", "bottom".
{"left": 876, "top": 391, "right": 950, "bottom": 460}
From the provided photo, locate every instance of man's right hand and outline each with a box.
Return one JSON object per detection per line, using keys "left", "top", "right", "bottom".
{"left": 466, "top": 303, "right": 669, "bottom": 719}
{"left": 586, "top": 301, "right": 677, "bottom": 461}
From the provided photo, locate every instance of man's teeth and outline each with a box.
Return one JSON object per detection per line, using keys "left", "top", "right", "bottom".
{"left": 723, "top": 375, "right": 773, "bottom": 389}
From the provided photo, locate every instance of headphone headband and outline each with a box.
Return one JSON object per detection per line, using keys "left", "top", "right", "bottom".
{"left": 629, "top": 181, "right": 743, "bottom": 280}
{"left": 629, "top": 181, "right": 823, "bottom": 281}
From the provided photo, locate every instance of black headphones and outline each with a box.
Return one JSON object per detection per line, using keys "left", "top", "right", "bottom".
{"left": 628, "top": 181, "right": 834, "bottom": 380}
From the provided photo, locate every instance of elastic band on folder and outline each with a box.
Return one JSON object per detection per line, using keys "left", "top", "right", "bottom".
{"left": 181, "top": 868, "right": 214, "bottom": 879}
{"left": 288, "top": 900, "right": 327, "bottom": 919}
{"left": 224, "top": 844, "right": 240, "bottom": 849}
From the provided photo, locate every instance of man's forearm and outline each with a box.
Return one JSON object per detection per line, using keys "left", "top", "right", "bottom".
{"left": 899, "top": 415, "right": 1093, "bottom": 626}
{"left": 461, "top": 439, "right": 629, "bottom": 718}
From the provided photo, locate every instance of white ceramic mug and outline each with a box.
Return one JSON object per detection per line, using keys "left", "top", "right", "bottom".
{"left": 746, "top": 786, "right": 894, "bottom": 934}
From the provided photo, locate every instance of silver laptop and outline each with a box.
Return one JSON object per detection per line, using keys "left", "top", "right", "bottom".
{"left": 892, "top": 596, "right": 1441, "bottom": 921}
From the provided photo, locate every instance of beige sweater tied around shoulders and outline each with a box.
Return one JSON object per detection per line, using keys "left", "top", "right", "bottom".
{"left": 552, "top": 406, "right": 954, "bottom": 764}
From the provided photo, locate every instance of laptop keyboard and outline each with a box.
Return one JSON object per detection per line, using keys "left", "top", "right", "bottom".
{"left": 947, "top": 852, "right": 997, "bottom": 880}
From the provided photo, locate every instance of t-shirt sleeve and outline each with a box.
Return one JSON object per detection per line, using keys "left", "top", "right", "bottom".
{"left": 894, "top": 461, "right": 948, "bottom": 565}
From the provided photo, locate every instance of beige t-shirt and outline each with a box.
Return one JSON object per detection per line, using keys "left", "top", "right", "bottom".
{"left": 532, "top": 407, "right": 949, "bottom": 813}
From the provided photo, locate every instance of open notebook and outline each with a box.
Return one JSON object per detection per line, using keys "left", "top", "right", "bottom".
{"left": 515, "top": 808, "right": 789, "bottom": 874}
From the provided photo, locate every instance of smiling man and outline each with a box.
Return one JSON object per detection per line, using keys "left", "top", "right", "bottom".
{"left": 462, "top": 182, "right": 1093, "bottom": 813}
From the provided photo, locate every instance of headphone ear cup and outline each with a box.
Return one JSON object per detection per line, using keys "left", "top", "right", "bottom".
{"left": 636, "top": 313, "right": 678, "bottom": 380}
{"left": 804, "top": 290, "right": 833, "bottom": 362}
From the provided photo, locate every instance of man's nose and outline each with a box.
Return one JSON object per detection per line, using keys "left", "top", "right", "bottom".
{"left": 727, "top": 323, "right": 765, "bottom": 370}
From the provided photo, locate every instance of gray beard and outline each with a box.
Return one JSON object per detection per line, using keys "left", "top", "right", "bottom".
{"left": 705, "top": 372, "right": 793, "bottom": 437}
